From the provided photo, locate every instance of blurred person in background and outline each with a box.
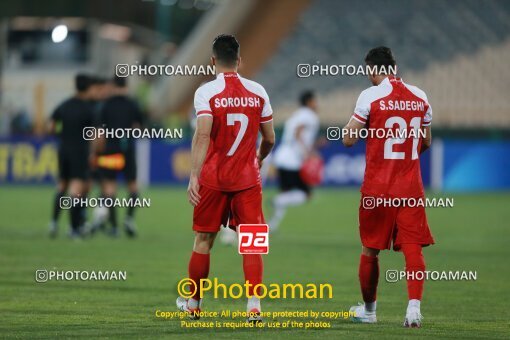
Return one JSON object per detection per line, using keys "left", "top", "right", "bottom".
{"left": 47, "top": 73, "right": 95, "bottom": 239}
{"left": 84, "top": 76, "right": 113, "bottom": 232}
{"left": 90, "top": 76, "right": 143, "bottom": 238}
{"left": 268, "top": 90, "right": 320, "bottom": 232}
{"left": 10, "top": 109, "right": 32, "bottom": 135}
{"left": 90, "top": 77, "right": 113, "bottom": 111}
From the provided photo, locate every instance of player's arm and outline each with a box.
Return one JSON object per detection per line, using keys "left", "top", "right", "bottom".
{"left": 342, "top": 117, "right": 365, "bottom": 147}
{"left": 47, "top": 119, "right": 56, "bottom": 135}
{"left": 343, "top": 90, "right": 370, "bottom": 147}
{"left": 188, "top": 116, "right": 213, "bottom": 206}
{"left": 257, "top": 120, "right": 275, "bottom": 168}
{"left": 47, "top": 106, "right": 60, "bottom": 134}
{"left": 420, "top": 125, "right": 432, "bottom": 154}
{"left": 89, "top": 105, "right": 105, "bottom": 167}
{"left": 132, "top": 101, "right": 144, "bottom": 129}
{"left": 257, "top": 88, "right": 276, "bottom": 168}
{"left": 420, "top": 101, "right": 433, "bottom": 153}
{"left": 295, "top": 124, "right": 313, "bottom": 156}
{"left": 257, "top": 87, "right": 275, "bottom": 168}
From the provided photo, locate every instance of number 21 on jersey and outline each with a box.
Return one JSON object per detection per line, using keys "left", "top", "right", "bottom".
{"left": 383, "top": 116, "right": 421, "bottom": 160}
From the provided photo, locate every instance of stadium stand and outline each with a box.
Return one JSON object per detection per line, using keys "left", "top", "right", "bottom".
{"left": 256, "top": 0, "right": 510, "bottom": 127}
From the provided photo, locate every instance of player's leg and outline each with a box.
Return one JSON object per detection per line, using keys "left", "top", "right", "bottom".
{"left": 242, "top": 252, "right": 263, "bottom": 322}
{"left": 232, "top": 185, "right": 265, "bottom": 322}
{"left": 394, "top": 204, "right": 434, "bottom": 328}
{"left": 123, "top": 179, "right": 138, "bottom": 237}
{"left": 49, "top": 179, "right": 67, "bottom": 238}
{"left": 180, "top": 231, "right": 217, "bottom": 317}
{"left": 123, "top": 150, "right": 138, "bottom": 237}
{"left": 49, "top": 149, "right": 69, "bottom": 237}
{"left": 177, "top": 232, "right": 218, "bottom": 319}
{"left": 66, "top": 152, "right": 90, "bottom": 238}
{"left": 177, "top": 186, "right": 228, "bottom": 319}
{"left": 350, "top": 246, "right": 380, "bottom": 323}
{"left": 79, "top": 178, "right": 92, "bottom": 230}
{"left": 219, "top": 208, "right": 237, "bottom": 245}
{"left": 269, "top": 169, "right": 309, "bottom": 232}
{"left": 85, "top": 169, "right": 105, "bottom": 235}
{"left": 87, "top": 174, "right": 104, "bottom": 234}
{"left": 401, "top": 243, "right": 425, "bottom": 328}
{"left": 67, "top": 178, "right": 85, "bottom": 238}
{"left": 101, "top": 178, "right": 118, "bottom": 237}
{"left": 350, "top": 194, "right": 397, "bottom": 323}
{"left": 77, "top": 150, "right": 91, "bottom": 234}
{"left": 52, "top": 179, "right": 68, "bottom": 221}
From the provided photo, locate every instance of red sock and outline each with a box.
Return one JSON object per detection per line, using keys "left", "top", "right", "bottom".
{"left": 188, "top": 251, "right": 210, "bottom": 301}
{"left": 242, "top": 254, "right": 263, "bottom": 296}
{"left": 359, "top": 254, "right": 379, "bottom": 303}
{"left": 401, "top": 243, "right": 425, "bottom": 300}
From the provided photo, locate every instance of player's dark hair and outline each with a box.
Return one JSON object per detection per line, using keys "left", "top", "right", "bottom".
{"left": 112, "top": 75, "right": 127, "bottom": 88}
{"left": 75, "top": 74, "right": 93, "bottom": 92}
{"left": 92, "top": 76, "right": 107, "bottom": 85}
{"left": 212, "top": 34, "right": 240, "bottom": 67}
{"left": 365, "top": 46, "right": 396, "bottom": 72}
{"left": 299, "top": 90, "right": 315, "bottom": 107}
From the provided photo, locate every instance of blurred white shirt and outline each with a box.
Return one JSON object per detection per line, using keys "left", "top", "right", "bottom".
{"left": 273, "top": 107, "right": 319, "bottom": 171}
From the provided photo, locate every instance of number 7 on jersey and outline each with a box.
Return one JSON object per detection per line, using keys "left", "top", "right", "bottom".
{"left": 226, "top": 113, "right": 248, "bottom": 156}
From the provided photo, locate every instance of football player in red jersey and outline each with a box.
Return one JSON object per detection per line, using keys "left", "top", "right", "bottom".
{"left": 176, "top": 35, "right": 275, "bottom": 322}
{"left": 343, "top": 47, "right": 434, "bottom": 328}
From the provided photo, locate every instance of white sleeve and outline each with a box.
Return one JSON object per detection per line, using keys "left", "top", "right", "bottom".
{"left": 352, "top": 90, "right": 371, "bottom": 124}
{"left": 407, "top": 85, "right": 432, "bottom": 127}
{"left": 194, "top": 87, "right": 213, "bottom": 117}
{"left": 260, "top": 87, "right": 273, "bottom": 123}
{"left": 423, "top": 102, "right": 432, "bottom": 126}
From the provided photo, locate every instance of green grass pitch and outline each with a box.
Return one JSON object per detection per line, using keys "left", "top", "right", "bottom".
{"left": 1, "top": 186, "right": 509, "bottom": 339}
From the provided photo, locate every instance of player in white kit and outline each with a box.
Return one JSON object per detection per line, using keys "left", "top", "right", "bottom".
{"left": 269, "top": 90, "right": 320, "bottom": 231}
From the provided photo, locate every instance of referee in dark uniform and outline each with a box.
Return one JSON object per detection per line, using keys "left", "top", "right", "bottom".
{"left": 48, "top": 74, "right": 95, "bottom": 238}
{"left": 94, "top": 76, "right": 143, "bottom": 237}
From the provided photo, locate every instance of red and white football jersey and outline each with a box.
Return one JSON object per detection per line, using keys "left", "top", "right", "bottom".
{"left": 352, "top": 76, "right": 432, "bottom": 198}
{"left": 194, "top": 72, "right": 272, "bottom": 192}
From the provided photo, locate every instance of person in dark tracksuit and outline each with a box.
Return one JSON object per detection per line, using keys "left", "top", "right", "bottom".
{"left": 92, "top": 76, "right": 143, "bottom": 238}
{"left": 48, "top": 74, "right": 95, "bottom": 239}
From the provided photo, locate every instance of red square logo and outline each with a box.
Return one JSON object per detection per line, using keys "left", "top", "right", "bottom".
{"left": 238, "top": 224, "right": 269, "bottom": 254}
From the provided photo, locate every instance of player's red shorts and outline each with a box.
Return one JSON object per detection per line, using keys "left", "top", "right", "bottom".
{"left": 193, "top": 184, "right": 265, "bottom": 233}
{"left": 359, "top": 194, "right": 435, "bottom": 251}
